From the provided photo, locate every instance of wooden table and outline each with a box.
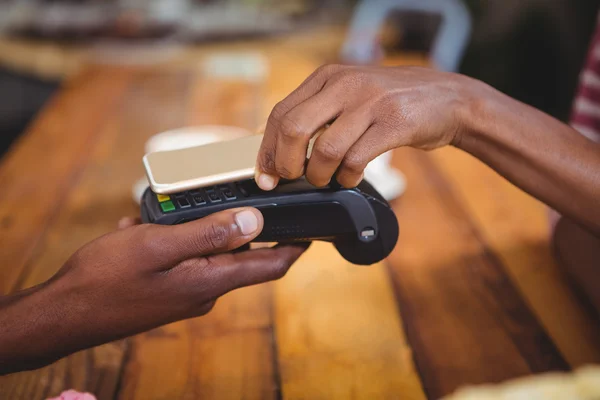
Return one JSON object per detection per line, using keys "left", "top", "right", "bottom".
{"left": 1, "top": 34, "right": 600, "bottom": 400}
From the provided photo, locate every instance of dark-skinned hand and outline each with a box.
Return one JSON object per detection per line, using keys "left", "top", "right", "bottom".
{"left": 255, "top": 64, "right": 472, "bottom": 189}
{"left": 0, "top": 208, "right": 307, "bottom": 375}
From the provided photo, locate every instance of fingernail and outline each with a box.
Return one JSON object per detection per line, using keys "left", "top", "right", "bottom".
{"left": 118, "top": 218, "right": 131, "bottom": 229}
{"left": 257, "top": 173, "right": 277, "bottom": 190}
{"left": 235, "top": 210, "right": 259, "bottom": 236}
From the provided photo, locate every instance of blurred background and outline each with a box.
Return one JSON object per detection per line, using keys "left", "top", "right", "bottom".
{"left": 0, "top": 0, "right": 599, "bottom": 158}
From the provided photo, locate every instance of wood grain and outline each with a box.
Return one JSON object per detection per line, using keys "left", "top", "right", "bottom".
{"left": 116, "top": 69, "right": 280, "bottom": 400}
{"left": 274, "top": 242, "right": 427, "bottom": 400}
{"left": 0, "top": 67, "right": 133, "bottom": 294}
{"left": 429, "top": 147, "right": 600, "bottom": 368}
{"left": 0, "top": 68, "right": 192, "bottom": 400}
{"left": 387, "top": 148, "right": 570, "bottom": 399}
{"left": 120, "top": 321, "right": 278, "bottom": 400}
{"left": 266, "top": 50, "right": 424, "bottom": 399}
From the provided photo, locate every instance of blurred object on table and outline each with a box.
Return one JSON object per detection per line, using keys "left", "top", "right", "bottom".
{"left": 341, "top": 0, "right": 472, "bottom": 72}
{"left": 0, "top": 0, "right": 353, "bottom": 160}
{"left": 0, "top": 0, "right": 353, "bottom": 43}
{"left": 443, "top": 365, "right": 600, "bottom": 400}
{"left": 0, "top": 67, "right": 58, "bottom": 158}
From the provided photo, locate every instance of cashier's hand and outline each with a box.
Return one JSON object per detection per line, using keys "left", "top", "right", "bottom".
{"left": 0, "top": 208, "right": 307, "bottom": 375}
{"left": 256, "top": 64, "right": 476, "bottom": 189}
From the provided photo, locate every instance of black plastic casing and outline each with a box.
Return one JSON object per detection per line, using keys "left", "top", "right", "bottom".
{"left": 140, "top": 178, "right": 399, "bottom": 265}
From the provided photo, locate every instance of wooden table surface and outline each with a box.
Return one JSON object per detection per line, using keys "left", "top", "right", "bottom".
{"left": 1, "top": 32, "right": 600, "bottom": 400}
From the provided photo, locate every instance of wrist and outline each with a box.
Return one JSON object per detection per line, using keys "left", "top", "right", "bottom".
{"left": 0, "top": 279, "right": 91, "bottom": 374}
{"left": 0, "top": 285, "right": 49, "bottom": 373}
{"left": 452, "top": 77, "right": 506, "bottom": 152}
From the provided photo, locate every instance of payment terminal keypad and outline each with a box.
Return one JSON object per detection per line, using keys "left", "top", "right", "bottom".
{"left": 155, "top": 182, "right": 252, "bottom": 214}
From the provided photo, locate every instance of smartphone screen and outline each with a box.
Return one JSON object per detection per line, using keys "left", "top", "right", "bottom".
{"left": 143, "top": 134, "right": 263, "bottom": 194}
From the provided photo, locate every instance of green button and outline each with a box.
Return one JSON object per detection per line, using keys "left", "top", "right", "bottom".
{"left": 160, "top": 201, "right": 176, "bottom": 213}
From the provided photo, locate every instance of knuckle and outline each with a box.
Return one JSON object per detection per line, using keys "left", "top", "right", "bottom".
{"left": 178, "top": 256, "right": 225, "bottom": 293}
{"left": 377, "top": 91, "right": 397, "bottom": 108}
{"left": 316, "top": 63, "right": 342, "bottom": 77}
{"left": 269, "top": 105, "right": 311, "bottom": 140}
{"left": 337, "top": 68, "right": 356, "bottom": 80}
{"left": 276, "top": 163, "right": 301, "bottom": 180}
{"left": 137, "top": 226, "right": 167, "bottom": 257}
{"left": 335, "top": 69, "right": 366, "bottom": 88}
{"left": 270, "top": 101, "right": 291, "bottom": 125}
{"left": 260, "top": 148, "right": 276, "bottom": 172}
{"left": 279, "top": 114, "right": 310, "bottom": 140}
{"left": 313, "top": 139, "right": 343, "bottom": 162}
{"left": 196, "top": 221, "right": 232, "bottom": 251}
{"left": 342, "top": 152, "right": 367, "bottom": 174}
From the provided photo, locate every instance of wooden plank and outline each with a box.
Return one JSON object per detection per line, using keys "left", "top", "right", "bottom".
{"left": 387, "top": 148, "right": 569, "bottom": 399}
{"left": 118, "top": 293, "right": 278, "bottom": 400}
{"left": 0, "top": 337, "right": 127, "bottom": 400}
{"left": 0, "top": 69, "right": 192, "bottom": 400}
{"left": 429, "top": 147, "right": 600, "bottom": 367}
{"left": 191, "top": 328, "right": 277, "bottom": 399}
{"left": 263, "top": 50, "right": 425, "bottom": 400}
{"left": 117, "top": 70, "right": 281, "bottom": 400}
{"left": 273, "top": 242, "right": 426, "bottom": 400}
{"left": 0, "top": 67, "right": 133, "bottom": 294}
{"left": 17, "top": 70, "right": 192, "bottom": 289}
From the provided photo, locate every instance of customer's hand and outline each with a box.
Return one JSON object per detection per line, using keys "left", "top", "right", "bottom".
{"left": 256, "top": 64, "right": 481, "bottom": 189}
{"left": 0, "top": 208, "right": 307, "bottom": 374}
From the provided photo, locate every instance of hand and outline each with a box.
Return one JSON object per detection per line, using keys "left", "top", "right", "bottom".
{"left": 0, "top": 208, "right": 307, "bottom": 374}
{"left": 255, "top": 64, "right": 479, "bottom": 189}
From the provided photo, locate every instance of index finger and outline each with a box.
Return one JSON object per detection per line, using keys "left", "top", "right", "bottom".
{"left": 256, "top": 64, "right": 345, "bottom": 190}
{"left": 173, "top": 243, "right": 311, "bottom": 298}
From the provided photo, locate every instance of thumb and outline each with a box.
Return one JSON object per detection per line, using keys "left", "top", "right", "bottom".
{"left": 142, "top": 208, "right": 264, "bottom": 265}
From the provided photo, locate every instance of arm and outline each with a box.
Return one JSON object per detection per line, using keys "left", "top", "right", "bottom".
{"left": 0, "top": 211, "right": 307, "bottom": 375}
{"left": 458, "top": 82, "right": 600, "bottom": 234}
{"left": 254, "top": 65, "right": 600, "bottom": 235}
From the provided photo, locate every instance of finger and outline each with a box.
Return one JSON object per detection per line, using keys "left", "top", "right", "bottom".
{"left": 143, "top": 208, "right": 264, "bottom": 265}
{"left": 166, "top": 243, "right": 310, "bottom": 301}
{"left": 118, "top": 217, "right": 142, "bottom": 230}
{"left": 272, "top": 86, "right": 347, "bottom": 180}
{"left": 336, "top": 124, "right": 393, "bottom": 188}
{"left": 219, "top": 243, "right": 310, "bottom": 291}
{"left": 305, "top": 106, "right": 373, "bottom": 187}
{"left": 256, "top": 64, "right": 346, "bottom": 190}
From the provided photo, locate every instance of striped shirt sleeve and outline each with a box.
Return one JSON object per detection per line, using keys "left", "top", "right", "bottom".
{"left": 570, "top": 11, "right": 600, "bottom": 143}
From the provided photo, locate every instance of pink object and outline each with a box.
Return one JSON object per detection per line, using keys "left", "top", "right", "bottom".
{"left": 569, "top": 11, "right": 600, "bottom": 144}
{"left": 47, "top": 390, "right": 97, "bottom": 400}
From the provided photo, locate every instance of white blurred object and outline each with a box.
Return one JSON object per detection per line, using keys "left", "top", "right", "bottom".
{"left": 202, "top": 52, "right": 269, "bottom": 82}
{"left": 133, "top": 126, "right": 252, "bottom": 204}
{"left": 144, "top": 126, "right": 251, "bottom": 154}
{"left": 364, "top": 152, "right": 406, "bottom": 201}
{"left": 342, "top": 0, "right": 472, "bottom": 72}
